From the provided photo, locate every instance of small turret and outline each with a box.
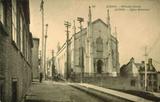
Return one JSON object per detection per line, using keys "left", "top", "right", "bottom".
{"left": 72, "top": 20, "right": 76, "bottom": 34}
{"left": 88, "top": 6, "right": 92, "bottom": 25}
{"left": 107, "top": 9, "right": 110, "bottom": 26}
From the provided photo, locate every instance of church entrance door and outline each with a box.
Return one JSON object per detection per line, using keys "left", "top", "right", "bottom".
{"left": 97, "top": 60, "right": 103, "bottom": 74}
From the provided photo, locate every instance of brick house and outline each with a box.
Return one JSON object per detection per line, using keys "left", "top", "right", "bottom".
{"left": 0, "top": 0, "right": 33, "bottom": 102}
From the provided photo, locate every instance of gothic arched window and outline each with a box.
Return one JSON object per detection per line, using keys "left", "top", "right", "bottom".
{"left": 96, "top": 37, "right": 103, "bottom": 52}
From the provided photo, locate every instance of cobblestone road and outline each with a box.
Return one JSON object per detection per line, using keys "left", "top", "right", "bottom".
{"left": 25, "top": 81, "right": 104, "bottom": 102}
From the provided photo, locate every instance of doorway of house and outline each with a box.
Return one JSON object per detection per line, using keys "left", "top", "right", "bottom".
{"left": 12, "top": 81, "right": 17, "bottom": 102}
{"left": 0, "top": 84, "right": 4, "bottom": 102}
{"left": 97, "top": 60, "right": 103, "bottom": 74}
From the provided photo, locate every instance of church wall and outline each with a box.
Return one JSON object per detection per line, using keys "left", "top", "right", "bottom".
{"left": 92, "top": 21, "right": 110, "bottom": 74}
{"left": 56, "top": 19, "right": 120, "bottom": 78}
{"left": 74, "top": 34, "right": 81, "bottom": 73}
{"left": 56, "top": 44, "right": 67, "bottom": 77}
{"left": 111, "top": 38, "right": 119, "bottom": 72}
{"left": 74, "top": 30, "right": 87, "bottom": 73}
{"left": 70, "top": 37, "right": 75, "bottom": 71}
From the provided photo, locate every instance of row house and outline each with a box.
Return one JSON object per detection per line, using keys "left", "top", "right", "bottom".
{"left": 120, "top": 58, "right": 160, "bottom": 92}
{"left": 139, "top": 58, "right": 160, "bottom": 92}
{"left": 0, "top": 0, "right": 33, "bottom": 102}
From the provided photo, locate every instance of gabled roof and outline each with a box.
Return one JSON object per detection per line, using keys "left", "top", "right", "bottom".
{"left": 120, "top": 58, "right": 139, "bottom": 73}
{"left": 57, "top": 18, "right": 115, "bottom": 54}
{"left": 152, "top": 61, "right": 160, "bottom": 72}
{"left": 92, "top": 18, "right": 109, "bottom": 27}
{"left": 74, "top": 18, "right": 108, "bottom": 36}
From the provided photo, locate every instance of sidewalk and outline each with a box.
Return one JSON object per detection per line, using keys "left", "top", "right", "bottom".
{"left": 69, "top": 83, "right": 153, "bottom": 102}
{"left": 148, "top": 91, "right": 160, "bottom": 98}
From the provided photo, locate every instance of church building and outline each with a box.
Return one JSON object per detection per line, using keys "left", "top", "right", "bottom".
{"left": 55, "top": 6, "right": 120, "bottom": 78}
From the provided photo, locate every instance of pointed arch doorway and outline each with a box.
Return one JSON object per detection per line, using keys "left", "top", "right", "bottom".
{"left": 97, "top": 60, "right": 103, "bottom": 74}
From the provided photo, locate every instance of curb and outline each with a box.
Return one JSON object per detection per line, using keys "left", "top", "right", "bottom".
{"left": 70, "top": 84, "right": 133, "bottom": 102}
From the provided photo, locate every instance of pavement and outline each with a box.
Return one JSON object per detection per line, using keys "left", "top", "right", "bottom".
{"left": 25, "top": 80, "right": 158, "bottom": 102}
{"left": 72, "top": 83, "right": 153, "bottom": 102}
{"left": 149, "top": 91, "right": 160, "bottom": 98}
{"left": 25, "top": 80, "right": 104, "bottom": 102}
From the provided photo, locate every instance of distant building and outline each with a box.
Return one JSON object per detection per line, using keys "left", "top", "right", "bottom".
{"left": 0, "top": 0, "right": 33, "bottom": 101}
{"left": 55, "top": 7, "right": 120, "bottom": 78}
{"left": 139, "top": 58, "right": 160, "bottom": 92}
{"left": 120, "top": 57, "right": 140, "bottom": 77}
{"left": 120, "top": 58, "right": 160, "bottom": 92}
{"left": 46, "top": 56, "right": 56, "bottom": 79}
{"left": 32, "top": 38, "right": 40, "bottom": 79}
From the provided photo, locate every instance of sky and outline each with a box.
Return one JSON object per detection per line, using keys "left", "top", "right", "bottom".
{"left": 29, "top": 0, "right": 160, "bottom": 66}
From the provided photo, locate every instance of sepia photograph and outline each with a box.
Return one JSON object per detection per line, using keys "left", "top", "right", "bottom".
{"left": 0, "top": 0, "right": 160, "bottom": 102}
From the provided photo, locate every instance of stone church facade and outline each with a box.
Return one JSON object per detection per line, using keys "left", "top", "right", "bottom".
{"left": 55, "top": 7, "right": 120, "bottom": 78}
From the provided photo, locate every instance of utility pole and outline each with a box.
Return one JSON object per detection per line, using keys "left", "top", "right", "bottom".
{"left": 44, "top": 24, "right": 48, "bottom": 79}
{"left": 52, "top": 50, "right": 55, "bottom": 79}
{"left": 144, "top": 46, "right": 148, "bottom": 91}
{"left": 77, "top": 17, "right": 84, "bottom": 83}
{"left": 64, "top": 21, "right": 71, "bottom": 80}
{"left": 40, "top": 0, "right": 45, "bottom": 80}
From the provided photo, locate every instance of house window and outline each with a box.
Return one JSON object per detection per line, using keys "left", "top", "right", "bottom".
{"left": 131, "top": 80, "right": 136, "bottom": 86}
{"left": 12, "top": 0, "right": 17, "bottom": 44}
{"left": 0, "top": 84, "right": 4, "bottom": 102}
{"left": 0, "top": 1, "right": 4, "bottom": 24}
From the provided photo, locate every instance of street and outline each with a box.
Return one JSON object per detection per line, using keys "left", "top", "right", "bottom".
{"left": 25, "top": 81, "right": 104, "bottom": 102}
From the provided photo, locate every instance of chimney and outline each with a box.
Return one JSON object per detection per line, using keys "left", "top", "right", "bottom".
{"left": 141, "top": 61, "right": 145, "bottom": 64}
{"left": 130, "top": 57, "right": 134, "bottom": 63}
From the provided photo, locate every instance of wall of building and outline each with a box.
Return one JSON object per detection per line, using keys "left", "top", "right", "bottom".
{"left": 46, "top": 58, "right": 53, "bottom": 78}
{"left": 74, "top": 29, "right": 87, "bottom": 73}
{"left": 55, "top": 19, "right": 120, "bottom": 78}
{"left": 157, "top": 73, "right": 160, "bottom": 91}
{"left": 0, "top": 22, "right": 8, "bottom": 102}
{"left": 5, "top": 42, "right": 32, "bottom": 102}
{"left": 92, "top": 20, "right": 110, "bottom": 74}
{"left": 120, "top": 58, "right": 160, "bottom": 92}
{"left": 72, "top": 74, "right": 141, "bottom": 90}
{"left": 0, "top": 0, "right": 33, "bottom": 101}
{"left": 32, "top": 38, "right": 39, "bottom": 79}
{"left": 55, "top": 44, "right": 67, "bottom": 77}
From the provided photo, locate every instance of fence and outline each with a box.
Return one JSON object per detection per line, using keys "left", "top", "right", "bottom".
{"left": 70, "top": 73, "right": 142, "bottom": 91}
